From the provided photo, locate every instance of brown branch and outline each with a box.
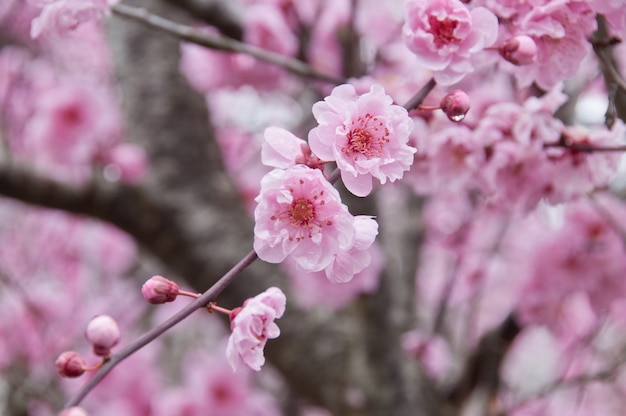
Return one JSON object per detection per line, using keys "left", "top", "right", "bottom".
{"left": 110, "top": 3, "right": 345, "bottom": 84}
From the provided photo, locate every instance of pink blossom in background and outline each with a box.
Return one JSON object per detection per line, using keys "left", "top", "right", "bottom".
{"left": 226, "top": 287, "right": 286, "bottom": 371}
{"left": 285, "top": 241, "right": 384, "bottom": 310}
{"left": 30, "top": 0, "right": 117, "bottom": 39}
{"left": 402, "top": 330, "right": 451, "bottom": 381}
{"left": 308, "top": 84, "right": 415, "bottom": 197}
{"left": 254, "top": 166, "right": 356, "bottom": 271}
{"left": 402, "top": 0, "right": 498, "bottom": 85}
{"left": 99, "top": 143, "right": 148, "bottom": 184}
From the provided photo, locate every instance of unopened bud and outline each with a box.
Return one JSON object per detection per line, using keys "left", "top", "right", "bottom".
{"left": 500, "top": 35, "right": 537, "bottom": 66}
{"left": 85, "top": 315, "right": 120, "bottom": 356}
{"left": 142, "top": 275, "right": 180, "bottom": 304}
{"left": 440, "top": 90, "right": 470, "bottom": 122}
{"left": 59, "top": 407, "right": 89, "bottom": 416}
{"left": 55, "top": 351, "right": 86, "bottom": 378}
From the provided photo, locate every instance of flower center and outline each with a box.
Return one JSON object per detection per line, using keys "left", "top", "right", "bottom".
{"left": 428, "top": 16, "right": 460, "bottom": 48}
{"left": 289, "top": 197, "right": 315, "bottom": 227}
{"left": 270, "top": 180, "right": 332, "bottom": 242}
{"left": 342, "top": 113, "right": 390, "bottom": 161}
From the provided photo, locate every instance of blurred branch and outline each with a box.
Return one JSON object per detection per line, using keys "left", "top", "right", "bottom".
{"left": 591, "top": 16, "right": 626, "bottom": 126}
{"left": 163, "top": 0, "right": 243, "bottom": 40}
{"left": 111, "top": 3, "right": 345, "bottom": 84}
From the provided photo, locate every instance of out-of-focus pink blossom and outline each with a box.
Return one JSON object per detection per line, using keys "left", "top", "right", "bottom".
{"left": 308, "top": 84, "right": 415, "bottom": 197}
{"left": 226, "top": 287, "right": 286, "bottom": 371}
{"left": 402, "top": 0, "right": 498, "bottom": 85}
{"left": 253, "top": 166, "right": 356, "bottom": 271}
{"left": 59, "top": 407, "right": 89, "bottom": 416}
{"left": 30, "top": 0, "right": 116, "bottom": 39}
{"left": 499, "top": 35, "right": 537, "bottom": 66}
{"left": 402, "top": 330, "right": 451, "bottom": 381}
{"left": 261, "top": 127, "right": 324, "bottom": 170}
{"left": 286, "top": 242, "right": 384, "bottom": 310}
{"left": 101, "top": 143, "right": 148, "bottom": 183}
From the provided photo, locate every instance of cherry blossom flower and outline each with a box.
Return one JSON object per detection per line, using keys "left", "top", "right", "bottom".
{"left": 253, "top": 166, "right": 355, "bottom": 271}
{"left": 308, "top": 84, "right": 415, "bottom": 197}
{"left": 226, "top": 287, "right": 286, "bottom": 371}
{"left": 402, "top": 0, "right": 498, "bottom": 85}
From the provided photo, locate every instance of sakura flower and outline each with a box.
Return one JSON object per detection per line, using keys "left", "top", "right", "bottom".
{"left": 261, "top": 127, "right": 323, "bottom": 170}
{"left": 402, "top": 0, "right": 498, "bottom": 85}
{"left": 226, "top": 287, "right": 286, "bottom": 371}
{"left": 253, "top": 166, "right": 356, "bottom": 271}
{"left": 308, "top": 84, "right": 415, "bottom": 197}
{"left": 324, "top": 216, "right": 378, "bottom": 283}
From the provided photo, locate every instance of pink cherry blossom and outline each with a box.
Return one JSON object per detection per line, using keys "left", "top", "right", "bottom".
{"left": 253, "top": 166, "right": 356, "bottom": 271}
{"left": 226, "top": 287, "right": 286, "bottom": 371}
{"left": 402, "top": 0, "right": 498, "bottom": 85}
{"left": 308, "top": 84, "right": 415, "bottom": 197}
{"left": 324, "top": 215, "right": 379, "bottom": 283}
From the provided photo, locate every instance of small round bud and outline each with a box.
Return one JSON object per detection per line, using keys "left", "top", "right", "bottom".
{"left": 142, "top": 275, "right": 180, "bottom": 304}
{"left": 55, "top": 351, "right": 86, "bottom": 378}
{"left": 85, "top": 315, "right": 120, "bottom": 356}
{"left": 59, "top": 407, "right": 89, "bottom": 416}
{"left": 500, "top": 35, "right": 537, "bottom": 66}
{"left": 440, "top": 90, "right": 470, "bottom": 122}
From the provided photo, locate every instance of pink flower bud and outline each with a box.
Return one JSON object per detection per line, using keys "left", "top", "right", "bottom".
{"left": 440, "top": 90, "right": 471, "bottom": 122}
{"left": 85, "top": 315, "right": 120, "bottom": 356}
{"left": 142, "top": 275, "right": 180, "bottom": 304}
{"left": 55, "top": 351, "right": 86, "bottom": 378}
{"left": 500, "top": 35, "right": 537, "bottom": 66}
{"left": 59, "top": 407, "right": 89, "bottom": 416}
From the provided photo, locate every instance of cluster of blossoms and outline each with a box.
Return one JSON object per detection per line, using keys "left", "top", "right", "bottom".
{"left": 142, "top": 276, "right": 286, "bottom": 372}
{"left": 253, "top": 83, "right": 417, "bottom": 283}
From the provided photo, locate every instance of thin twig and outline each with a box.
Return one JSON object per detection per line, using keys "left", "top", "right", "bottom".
{"left": 110, "top": 3, "right": 345, "bottom": 85}
{"left": 543, "top": 142, "right": 626, "bottom": 152}
{"left": 403, "top": 78, "right": 437, "bottom": 111}
{"left": 63, "top": 249, "right": 258, "bottom": 409}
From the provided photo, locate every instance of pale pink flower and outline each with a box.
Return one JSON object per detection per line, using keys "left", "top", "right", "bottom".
{"left": 308, "top": 84, "right": 415, "bottom": 197}
{"left": 254, "top": 166, "right": 356, "bottom": 271}
{"left": 402, "top": 0, "right": 498, "bottom": 85}
{"left": 402, "top": 330, "right": 451, "bottom": 381}
{"left": 226, "top": 287, "right": 286, "bottom": 371}
{"left": 261, "top": 127, "right": 323, "bottom": 170}
{"left": 324, "top": 216, "right": 378, "bottom": 283}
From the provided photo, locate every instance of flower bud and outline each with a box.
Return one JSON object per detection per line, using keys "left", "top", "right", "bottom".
{"left": 59, "top": 407, "right": 89, "bottom": 416}
{"left": 500, "top": 35, "right": 537, "bottom": 66}
{"left": 55, "top": 351, "right": 86, "bottom": 378}
{"left": 142, "top": 275, "right": 180, "bottom": 304}
{"left": 85, "top": 315, "right": 120, "bottom": 356}
{"left": 440, "top": 90, "right": 470, "bottom": 122}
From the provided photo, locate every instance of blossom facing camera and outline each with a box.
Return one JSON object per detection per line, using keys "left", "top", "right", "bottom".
{"left": 85, "top": 315, "right": 120, "bottom": 356}
{"left": 253, "top": 166, "right": 356, "bottom": 272}
{"left": 142, "top": 275, "right": 180, "bottom": 304}
{"left": 55, "top": 351, "right": 86, "bottom": 378}
{"left": 440, "top": 90, "right": 470, "bottom": 122}
{"left": 226, "top": 287, "right": 286, "bottom": 371}
{"left": 499, "top": 35, "right": 537, "bottom": 66}
{"left": 308, "top": 84, "right": 415, "bottom": 197}
{"left": 402, "top": 0, "right": 498, "bottom": 85}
